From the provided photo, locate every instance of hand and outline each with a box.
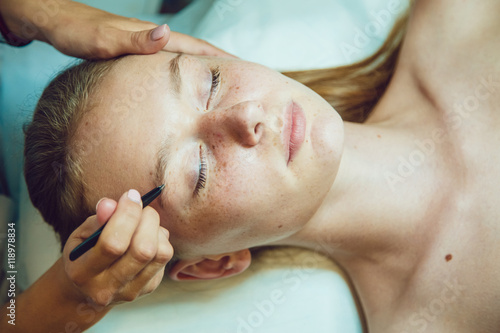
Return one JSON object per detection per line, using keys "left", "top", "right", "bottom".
{"left": 0, "top": 0, "right": 233, "bottom": 59}
{"left": 62, "top": 190, "right": 173, "bottom": 307}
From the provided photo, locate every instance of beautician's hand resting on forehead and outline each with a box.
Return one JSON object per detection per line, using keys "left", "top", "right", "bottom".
{"left": 0, "top": 0, "right": 233, "bottom": 59}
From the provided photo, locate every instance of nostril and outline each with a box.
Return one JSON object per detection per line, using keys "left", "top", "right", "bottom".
{"left": 254, "top": 122, "right": 263, "bottom": 135}
{"left": 253, "top": 123, "right": 264, "bottom": 144}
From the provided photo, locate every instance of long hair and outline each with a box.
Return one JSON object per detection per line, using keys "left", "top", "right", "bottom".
{"left": 283, "top": 13, "right": 408, "bottom": 123}
{"left": 23, "top": 13, "right": 409, "bottom": 249}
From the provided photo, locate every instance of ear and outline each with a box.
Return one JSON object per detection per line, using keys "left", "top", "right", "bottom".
{"left": 168, "top": 249, "right": 251, "bottom": 281}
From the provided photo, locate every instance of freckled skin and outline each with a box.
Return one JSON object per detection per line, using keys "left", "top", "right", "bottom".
{"left": 71, "top": 3, "right": 500, "bottom": 332}
{"left": 76, "top": 51, "right": 344, "bottom": 259}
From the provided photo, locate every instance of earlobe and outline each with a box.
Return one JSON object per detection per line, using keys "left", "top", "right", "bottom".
{"left": 168, "top": 249, "right": 251, "bottom": 281}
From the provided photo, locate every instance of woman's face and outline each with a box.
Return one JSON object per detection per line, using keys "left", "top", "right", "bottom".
{"left": 77, "top": 51, "right": 344, "bottom": 258}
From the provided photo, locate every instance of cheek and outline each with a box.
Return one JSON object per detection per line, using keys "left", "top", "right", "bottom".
{"left": 205, "top": 147, "right": 285, "bottom": 221}
{"left": 210, "top": 153, "right": 265, "bottom": 208}
{"left": 223, "top": 63, "right": 285, "bottom": 102}
{"left": 310, "top": 110, "right": 344, "bottom": 173}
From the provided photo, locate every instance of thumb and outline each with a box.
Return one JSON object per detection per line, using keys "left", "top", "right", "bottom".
{"left": 63, "top": 198, "right": 117, "bottom": 258}
{"left": 95, "top": 198, "right": 118, "bottom": 226}
{"left": 117, "top": 24, "right": 170, "bottom": 56}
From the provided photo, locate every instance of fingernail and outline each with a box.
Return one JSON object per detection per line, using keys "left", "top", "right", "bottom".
{"left": 161, "top": 228, "right": 169, "bottom": 238}
{"left": 151, "top": 24, "right": 167, "bottom": 41}
{"left": 127, "top": 189, "right": 142, "bottom": 205}
{"left": 95, "top": 198, "right": 106, "bottom": 212}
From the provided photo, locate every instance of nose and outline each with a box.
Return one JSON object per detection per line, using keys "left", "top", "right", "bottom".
{"left": 219, "top": 100, "right": 265, "bottom": 147}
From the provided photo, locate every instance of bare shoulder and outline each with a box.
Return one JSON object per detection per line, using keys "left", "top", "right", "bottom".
{"left": 398, "top": 0, "right": 500, "bottom": 111}
{"left": 403, "top": 0, "right": 500, "bottom": 58}
{"left": 412, "top": 0, "right": 500, "bottom": 38}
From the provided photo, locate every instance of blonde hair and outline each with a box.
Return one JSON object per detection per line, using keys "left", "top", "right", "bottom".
{"left": 24, "top": 58, "right": 121, "bottom": 249}
{"left": 283, "top": 13, "right": 408, "bottom": 122}
{"left": 24, "top": 14, "right": 408, "bottom": 249}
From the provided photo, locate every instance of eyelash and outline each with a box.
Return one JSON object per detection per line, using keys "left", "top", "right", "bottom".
{"left": 195, "top": 67, "right": 219, "bottom": 195}
{"left": 194, "top": 145, "right": 207, "bottom": 196}
{"left": 206, "top": 67, "right": 221, "bottom": 109}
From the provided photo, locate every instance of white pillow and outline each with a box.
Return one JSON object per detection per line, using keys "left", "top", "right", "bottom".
{"left": 168, "top": 0, "right": 408, "bottom": 71}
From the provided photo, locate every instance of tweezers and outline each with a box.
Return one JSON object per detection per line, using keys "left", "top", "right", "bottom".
{"left": 69, "top": 184, "right": 165, "bottom": 261}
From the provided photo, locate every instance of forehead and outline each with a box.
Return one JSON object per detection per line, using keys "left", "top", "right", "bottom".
{"left": 74, "top": 52, "right": 178, "bottom": 204}
{"left": 107, "top": 52, "right": 179, "bottom": 96}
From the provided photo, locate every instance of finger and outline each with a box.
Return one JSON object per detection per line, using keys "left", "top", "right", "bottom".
{"left": 107, "top": 207, "right": 161, "bottom": 285}
{"left": 87, "top": 190, "right": 143, "bottom": 273}
{"left": 96, "top": 198, "right": 118, "bottom": 226}
{"left": 62, "top": 214, "right": 103, "bottom": 284}
{"left": 63, "top": 214, "right": 101, "bottom": 256}
{"left": 119, "top": 266, "right": 166, "bottom": 303}
{"left": 62, "top": 198, "right": 117, "bottom": 274}
{"left": 113, "top": 24, "right": 171, "bottom": 57}
{"left": 116, "top": 227, "right": 173, "bottom": 302}
{"left": 166, "top": 32, "right": 237, "bottom": 58}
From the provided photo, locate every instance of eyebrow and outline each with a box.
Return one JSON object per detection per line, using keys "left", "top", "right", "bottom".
{"left": 154, "top": 136, "right": 172, "bottom": 209}
{"left": 169, "top": 53, "right": 183, "bottom": 95}
{"left": 153, "top": 53, "right": 184, "bottom": 209}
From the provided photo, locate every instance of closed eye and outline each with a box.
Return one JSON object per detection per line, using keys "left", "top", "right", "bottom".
{"left": 194, "top": 144, "right": 208, "bottom": 196}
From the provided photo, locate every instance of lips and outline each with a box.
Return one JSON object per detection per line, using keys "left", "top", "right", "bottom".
{"left": 282, "top": 101, "right": 306, "bottom": 165}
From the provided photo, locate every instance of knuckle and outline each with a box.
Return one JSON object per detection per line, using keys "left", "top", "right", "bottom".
{"left": 143, "top": 286, "right": 155, "bottom": 296}
{"left": 132, "top": 245, "right": 156, "bottom": 264}
{"left": 121, "top": 290, "right": 139, "bottom": 303}
{"left": 91, "top": 34, "right": 114, "bottom": 59}
{"left": 67, "top": 268, "right": 86, "bottom": 287}
{"left": 101, "top": 238, "right": 128, "bottom": 257}
{"left": 154, "top": 244, "right": 173, "bottom": 265}
{"left": 143, "top": 276, "right": 162, "bottom": 295}
{"left": 130, "top": 32, "right": 143, "bottom": 51}
{"left": 93, "top": 289, "right": 114, "bottom": 307}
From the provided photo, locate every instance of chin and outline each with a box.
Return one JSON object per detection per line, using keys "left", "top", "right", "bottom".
{"left": 309, "top": 103, "right": 344, "bottom": 169}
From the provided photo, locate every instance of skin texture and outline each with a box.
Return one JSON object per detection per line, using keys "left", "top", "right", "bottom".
{"left": 2, "top": 0, "right": 500, "bottom": 332}
{"left": 72, "top": 0, "right": 500, "bottom": 331}
{"left": 77, "top": 52, "right": 344, "bottom": 258}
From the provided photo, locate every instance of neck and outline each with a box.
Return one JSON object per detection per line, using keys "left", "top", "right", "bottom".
{"left": 273, "top": 113, "right": 453, "bottom": 312}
